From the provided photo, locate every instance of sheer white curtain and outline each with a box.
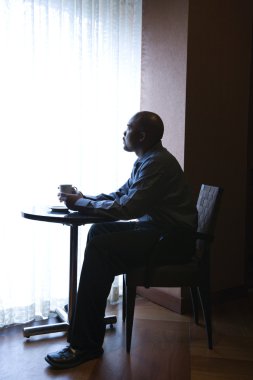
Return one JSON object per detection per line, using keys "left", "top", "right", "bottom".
{"left": 0, "top": 0, "right": 142, "bottom": 327}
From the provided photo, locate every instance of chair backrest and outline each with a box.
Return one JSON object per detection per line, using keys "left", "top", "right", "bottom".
{"left": 196, "top": 184, "right": 223, "bottom": 257}
{"left": 197, "top": 184, "right": 223, "bottom": 235}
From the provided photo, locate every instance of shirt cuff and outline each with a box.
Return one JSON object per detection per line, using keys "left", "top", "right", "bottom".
{"left": 75, "top": 198, "right": 90, "bottom": 207}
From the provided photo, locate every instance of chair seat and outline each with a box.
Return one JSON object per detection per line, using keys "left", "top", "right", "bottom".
{"left": 126, "top": 260, "right": 201, "bottom": 288}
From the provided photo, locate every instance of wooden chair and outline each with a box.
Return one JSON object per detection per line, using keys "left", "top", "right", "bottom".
{"left": 122, "top": 184, "right": 223, "bottom": 352}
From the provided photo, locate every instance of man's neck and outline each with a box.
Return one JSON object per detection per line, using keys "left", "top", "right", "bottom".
{"left": 135, "top": 140, "right": 162, "bottom": 158}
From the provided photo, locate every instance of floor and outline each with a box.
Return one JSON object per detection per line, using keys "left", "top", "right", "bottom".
{"left": 0, "top": 293, "right": 253, "bottom": 380}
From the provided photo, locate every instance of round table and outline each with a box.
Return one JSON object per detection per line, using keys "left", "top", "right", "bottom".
{"left": 21, "top": 206, "right": 117, "bottom": 338}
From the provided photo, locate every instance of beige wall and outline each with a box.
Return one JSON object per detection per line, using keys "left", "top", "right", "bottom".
{"left": 140, "top": 0, "right": 253, "bottom": 305}
{"left": 140, "top": 0, "right": 189, "bottom": 311}
{"left": 141, "top": 0, "right": 189, "bottom": 167}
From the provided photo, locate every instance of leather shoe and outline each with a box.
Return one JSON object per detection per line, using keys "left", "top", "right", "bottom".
{"left": 45, "top": 345, "right": 103, "bottom": 369}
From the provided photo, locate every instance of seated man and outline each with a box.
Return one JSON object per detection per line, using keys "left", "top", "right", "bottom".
{"left": 45, "top": 111, "right": 197, "bottom": 369}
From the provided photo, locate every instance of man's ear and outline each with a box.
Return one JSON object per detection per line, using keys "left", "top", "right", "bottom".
{"left": 139, "top": 131, "right": 146, "bottom": 142}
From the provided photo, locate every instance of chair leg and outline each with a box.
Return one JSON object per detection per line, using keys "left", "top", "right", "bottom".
{"left": 126, "top": 283, "right": 137, "bottom": 353}
{"left": 122, "top": 275, "right": 126, "bottom": 322}
{"left": 198, "top": 286, "right": 213, "bottom": 349}
{"left": 190, "top": 287, "right": 199, "bottom": 324}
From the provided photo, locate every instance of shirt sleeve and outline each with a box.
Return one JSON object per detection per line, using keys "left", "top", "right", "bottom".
{"left": 79, "top": 179, "right": 130, "bottom": 203}
{"left": 73, "top": 159, "right": 167, "bottom": 220}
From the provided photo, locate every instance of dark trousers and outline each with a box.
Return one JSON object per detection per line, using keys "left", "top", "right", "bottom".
{"left": 67, "top": 221, "right": 195, "bottom": 351}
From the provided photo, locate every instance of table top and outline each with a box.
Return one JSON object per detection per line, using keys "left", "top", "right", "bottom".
{"left": 21, "top": 206, "right": 117, "bottom": 226}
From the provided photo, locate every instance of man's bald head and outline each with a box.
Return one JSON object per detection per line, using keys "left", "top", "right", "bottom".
{"left": 123, "top": 111, "right": 165, "bottom": 156}
{"left": 131, "top": 111, "right": 164, "bottom": 143}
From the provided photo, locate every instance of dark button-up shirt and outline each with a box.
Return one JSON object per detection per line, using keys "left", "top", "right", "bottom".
{"left": 75, "top": 142, "right": 197, "bottom": 231}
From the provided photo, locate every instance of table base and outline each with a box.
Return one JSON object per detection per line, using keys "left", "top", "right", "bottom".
{"left": 23, "top": 307, "right": 117, "bottom": 338}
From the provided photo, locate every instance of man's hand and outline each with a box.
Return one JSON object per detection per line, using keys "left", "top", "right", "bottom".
{"left": 58, "top": 191, "right": 83, "bottom": 210}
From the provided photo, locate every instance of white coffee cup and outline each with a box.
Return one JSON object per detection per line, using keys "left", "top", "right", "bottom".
{"left": 58, "top": 184, "right": 77, "bottom": 194}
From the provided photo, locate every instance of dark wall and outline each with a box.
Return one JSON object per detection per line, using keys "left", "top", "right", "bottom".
{"left": 140, "top": 0, "right": 253, "bottom": 299}
{"left": 184, "top": 0, "right": 253, "bottom": 291}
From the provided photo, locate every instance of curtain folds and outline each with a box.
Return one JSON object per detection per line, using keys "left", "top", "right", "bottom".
{"left": 0, "top": 0, "right": 142, "bottom": 327}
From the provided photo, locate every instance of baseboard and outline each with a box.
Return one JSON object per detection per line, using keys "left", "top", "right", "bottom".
{"left": 136, "top": 287, "right": 183, "bottom": 314}
{"left": 136, "top": 285, "right": 249, "bottom": 315}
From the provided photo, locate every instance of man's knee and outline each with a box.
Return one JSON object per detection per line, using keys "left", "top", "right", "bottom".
{"left": 87, "top": 223, "right": 110, "bottom": 242}
{"left": 87, "top": 224, "right": 100, "bottom": 242}
{"left": 87, "top": 222, "right": 126, "bottom": 243}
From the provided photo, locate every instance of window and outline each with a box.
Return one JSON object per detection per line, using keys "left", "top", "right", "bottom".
{"left": 0, "top": 0, "right": 142, "bottom": 327}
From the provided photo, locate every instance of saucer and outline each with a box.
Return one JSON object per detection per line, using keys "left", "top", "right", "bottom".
{"left": 49, "top": 205, "right": 69, "bottom": 213}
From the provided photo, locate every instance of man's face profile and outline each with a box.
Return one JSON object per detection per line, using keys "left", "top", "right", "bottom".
{"left": 123, "top": 115, "right": 142, "bottom": 153}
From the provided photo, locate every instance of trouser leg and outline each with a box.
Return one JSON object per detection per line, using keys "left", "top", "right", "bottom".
{"left": 67, "top": 222, "right": 161, "bottom": 350}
